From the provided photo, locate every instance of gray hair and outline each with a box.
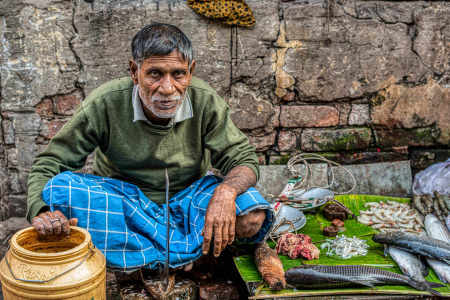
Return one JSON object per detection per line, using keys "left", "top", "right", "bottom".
{"left": 131, "top": 23, "right": 193, "bottom": 67}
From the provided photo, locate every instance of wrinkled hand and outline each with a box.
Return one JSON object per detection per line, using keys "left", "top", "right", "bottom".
{"left": 202, "top": 183, "right": 237, "bottom": 257}
{"left": 32, "top": 210, "right": 78, "bottom": 239}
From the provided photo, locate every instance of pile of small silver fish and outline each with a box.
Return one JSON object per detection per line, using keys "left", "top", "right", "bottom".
{"left": 321, "top": 235, "right": 368, "bottom": 259}
{"left": 413, "top": 192, "right": 449, "bottom": 223}
{"left": 358, "top": 201, "right": 423, "bottom": 232}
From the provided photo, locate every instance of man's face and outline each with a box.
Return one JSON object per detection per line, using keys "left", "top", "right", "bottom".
{"left": 130, "top": 50, "right": 195, "bottom": 122}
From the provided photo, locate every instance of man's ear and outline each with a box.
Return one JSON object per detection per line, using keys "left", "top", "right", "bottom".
{"left": 129, "top": 59, "right": 139, "bottom": 85}
{"left": 189, "top": 60, "right": 196, "bottom": 75}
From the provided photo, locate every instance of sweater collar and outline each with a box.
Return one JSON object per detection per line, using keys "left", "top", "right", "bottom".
{"left": 132, "top": 85, "right": 193, "bottom": 125}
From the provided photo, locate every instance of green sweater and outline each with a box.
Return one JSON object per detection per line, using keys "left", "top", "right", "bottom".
{"left": 26, "top": 77, "right": 259, "bottom": 222}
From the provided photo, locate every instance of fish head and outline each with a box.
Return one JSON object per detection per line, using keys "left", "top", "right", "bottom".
{"left": 372, "top": 232, "right": 400, "bottom": 244}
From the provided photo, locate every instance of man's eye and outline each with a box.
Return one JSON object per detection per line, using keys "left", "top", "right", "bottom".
{"left": 148, "top": 70, "right": 160, "bottom": 78}
{"left": 173, "top": 70, "right": 186, "bottom": 78}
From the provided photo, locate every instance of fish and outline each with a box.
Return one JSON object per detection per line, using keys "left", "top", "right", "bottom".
{"left": 426, "top": 259, "right": 450, "bottom": 284}
{"left": 373, "top": 231, "right": 450, "bottom": 264}
{"left": 385, "top": 245, "right": 436, "bottom": 291}
{"left": 285, "top": 265, "right": 442, "bottom": 295}
{"left": 254, "top": 242, "right": 286, "bottom": 290}
{"left": 424, "top": 214, "right": 450, "bottom": 283}
{"left": 386, "top": 246, "right": 428, "bottom": 279}
{"left": 425, "top": 214, "right": 450, "bottom": 242}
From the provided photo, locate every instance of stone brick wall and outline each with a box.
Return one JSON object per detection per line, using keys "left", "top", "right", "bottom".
{"left": 0, "top": 0, "right": 448, "bottom": 220}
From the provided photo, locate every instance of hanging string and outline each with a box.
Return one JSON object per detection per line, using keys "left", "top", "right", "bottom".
{"left": 286, "top": 152, "right": 357, "bottom": 195}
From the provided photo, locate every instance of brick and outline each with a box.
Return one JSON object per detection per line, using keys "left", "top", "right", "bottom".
{"left": 248, "top": 132, "right": 276, "bottom": 152}
{"left": 349, "top": 104, "right": 370, "bottom": 125}
{"left": 301, "top": 128, "right": 372, "bottom": 151}
{"left": 280, "top": 106, "right": 339, "bottom": 128}
{"left": 2, "top": 120, "right": 14, "bottom": 145}
{"left": 35, "top": 98, "right": 54, "bottom": 117}
{"left": 278, "top": 130, "right": 298, "bottom": 152}
{"left": 371, "top": 81, "right": 449, "bottom": 145}
{"left": 375, "top": 127, "right": 439, "bottom": 148}
{"left": 55, "top": 92, "right": 82, "bottom": 115}
{"left": 40, "top": 119, "right": 68, "bottom": 139}
{"left": 229, "top": 84, "right": 273, "bottom": 130}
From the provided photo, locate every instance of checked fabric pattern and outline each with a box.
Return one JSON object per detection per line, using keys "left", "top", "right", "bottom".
{"left": 42, "top": 171, "right": 274, "bottom": 270}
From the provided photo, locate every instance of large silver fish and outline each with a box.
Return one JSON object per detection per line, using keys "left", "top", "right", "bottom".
{"left": 373, "top": 231, "right": 450, "bottom": 264}
{"left": 386, "top": 246, "right": 428, "bottom": 282}
{"left": 285, "top": 265, "right": 442, "bottom": 296}
{"left": 425, "top": 214, "right": 450, "bottom": 283}
{"left": 425, "top": 214, "right": 450, "bottom": 242}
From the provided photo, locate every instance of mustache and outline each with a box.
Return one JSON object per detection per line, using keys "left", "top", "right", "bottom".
{"left": 151, "top": 95, "right": 182, "bottom": 102}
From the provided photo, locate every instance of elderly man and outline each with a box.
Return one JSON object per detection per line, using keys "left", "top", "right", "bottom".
{"left": 27, "top": 23, "right": 273, "bottom": 270}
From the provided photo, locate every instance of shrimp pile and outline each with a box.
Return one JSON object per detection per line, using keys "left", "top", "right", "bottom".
{"left": 358, "top": 201, "right": 423, "bottom": 233}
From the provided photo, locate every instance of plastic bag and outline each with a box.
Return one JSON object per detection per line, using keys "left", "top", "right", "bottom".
{"left": 413, "top": 159, "right": 450, "bottom": 195}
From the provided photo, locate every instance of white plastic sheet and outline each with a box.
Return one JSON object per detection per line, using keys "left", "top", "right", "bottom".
{"left": 413, "top": 159, "right": 450, "bottom": 195}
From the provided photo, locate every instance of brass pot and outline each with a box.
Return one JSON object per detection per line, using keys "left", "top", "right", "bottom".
{"left": 0, "top": 226, "right": 106, "bottom": 299}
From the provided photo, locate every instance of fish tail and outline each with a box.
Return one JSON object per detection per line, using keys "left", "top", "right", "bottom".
{"left": 427, "top": 281, "right": 446, "bottom": 288}
{"left": 407, "top": 279, "right": 442, "bottom": 296}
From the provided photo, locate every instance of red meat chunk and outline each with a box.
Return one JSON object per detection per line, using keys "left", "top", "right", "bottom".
{"left": 276, "top": 233, "right": 320, "bottom": 260}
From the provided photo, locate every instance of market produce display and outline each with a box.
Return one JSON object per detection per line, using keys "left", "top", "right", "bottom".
{"left": 235, "top": 195, "right": 450, "bottom": 298}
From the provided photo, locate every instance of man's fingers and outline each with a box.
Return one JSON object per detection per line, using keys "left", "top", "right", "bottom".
{"left": 54, "top": 210, "right": 71, "bottom": 235}
{"left": 69, "top": 218, "right": 78, "bottom": 227}
{"left": 228, "top": 218, "right": 235, "bottom": 245}
{"left": 202, "top": 220, "right": 213, "bottom": 255}
{"left": 213, "top": 222, "right": 222, "bottom": 257}
{"left": 41, "top": 212, "right": 54, "bottom": 236}
{"left": 221, "top": 220, "right": 229, "bottom": 252}
{"left": 32, "top": 217, "right": 46, "bottom": 237}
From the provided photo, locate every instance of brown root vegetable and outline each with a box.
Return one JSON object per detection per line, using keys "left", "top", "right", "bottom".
{"left": 331, "top": 219, "right": 345, "bottom": 228}
{"left": 323, "top": 203, "right": 348, "bottom": 221}
{"left": 323, "top": 226, "right": 339, "bottom": 237}
{"left": 254, "top": 242, "right": 286, "bottom": 290}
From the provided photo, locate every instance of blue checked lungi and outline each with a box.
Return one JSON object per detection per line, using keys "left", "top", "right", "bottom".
{"left": 42, "top": 171, "right": 274, "bottom": 270}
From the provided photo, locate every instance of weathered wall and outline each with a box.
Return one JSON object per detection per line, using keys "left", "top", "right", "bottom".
{"left": 0, "top": 0, "right": 448, "bottom": 220}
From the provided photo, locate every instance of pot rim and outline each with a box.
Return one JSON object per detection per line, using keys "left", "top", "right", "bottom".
{"left": 10, "top": 226, "right": 91, "bottom": 260}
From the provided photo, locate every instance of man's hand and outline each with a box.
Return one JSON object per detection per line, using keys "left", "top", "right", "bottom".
{"left": 202, "top": 183, "right": 237, "bottom": 257}
{"left": 32, "top": 210, "right": 78, "bottom": 239}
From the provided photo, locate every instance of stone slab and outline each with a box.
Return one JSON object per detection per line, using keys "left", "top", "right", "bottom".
{"left": 256, "top": 163, "right": 329, "bottom": 199}
{"left": 256, "top": 160, "right": 412, "bottom": 199}
{"left": 282, "top": 1, "right": 431, "bottom": 101}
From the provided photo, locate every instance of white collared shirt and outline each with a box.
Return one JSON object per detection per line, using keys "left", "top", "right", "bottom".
{"left": 132, "top": 85, "right": 193, "bottom": 126}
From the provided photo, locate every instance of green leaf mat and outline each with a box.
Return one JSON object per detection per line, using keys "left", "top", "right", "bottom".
{"left": 233, "top": 194, "right": 450, "bottom": 299}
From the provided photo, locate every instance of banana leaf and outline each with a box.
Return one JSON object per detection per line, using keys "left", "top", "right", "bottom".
{"left": 233, "top": 194, "right": 450, "bottom": 298}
